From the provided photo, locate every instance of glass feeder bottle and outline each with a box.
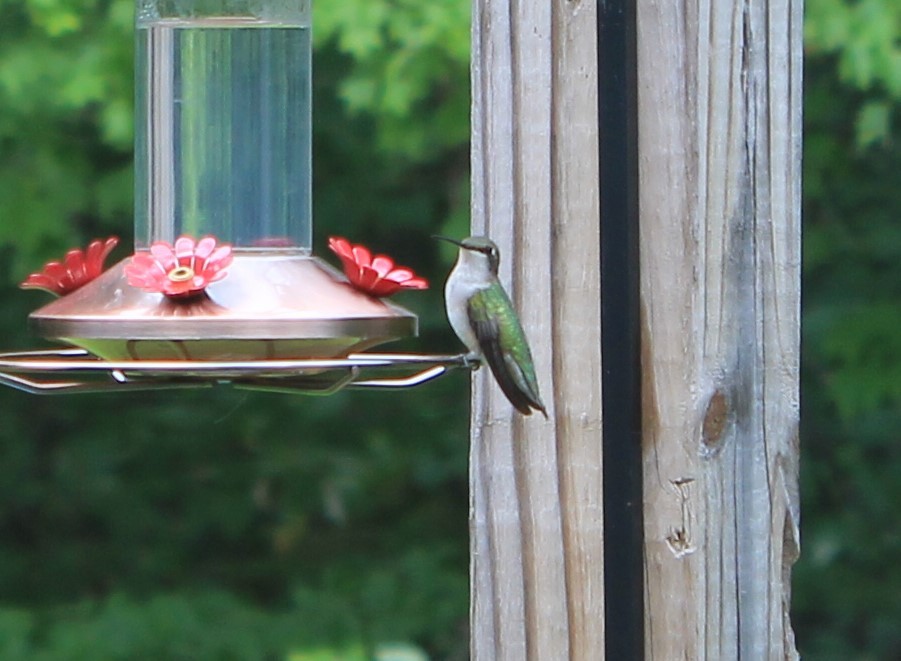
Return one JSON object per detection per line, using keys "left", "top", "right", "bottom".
{"left": 134, "top": 0, "right": 312, "bottom": 252}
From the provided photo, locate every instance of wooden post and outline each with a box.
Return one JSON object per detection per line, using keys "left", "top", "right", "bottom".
{"left": 637, "top": 0, "right": 802, "bottom": 658}
{"left": 468, "top": 0, "right": 801, "bottom": 659}
{"left": 470, "top": 1, "right": 602, "bottom": 659}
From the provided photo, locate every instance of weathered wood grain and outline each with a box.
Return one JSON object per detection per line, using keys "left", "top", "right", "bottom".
{"left": 469, "top": 0, "right": 801, "bottom": 657}
{"left": 637, "top": 0, "right": 802, "bottom": 658}
{"left": 470, "top": 1, "right": 602, "bottom": 659}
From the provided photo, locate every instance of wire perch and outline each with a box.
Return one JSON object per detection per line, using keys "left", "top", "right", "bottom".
{"left": 0, "top": 348, "right": 478, "bottom": 396}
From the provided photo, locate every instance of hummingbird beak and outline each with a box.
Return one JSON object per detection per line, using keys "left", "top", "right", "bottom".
{"left": 431, "top": 235, "right": 465, "bottom": 248}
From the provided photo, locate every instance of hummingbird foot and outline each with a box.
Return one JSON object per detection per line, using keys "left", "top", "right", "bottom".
{"left": 461, "top": 352, "right": 482, "bottom": 371}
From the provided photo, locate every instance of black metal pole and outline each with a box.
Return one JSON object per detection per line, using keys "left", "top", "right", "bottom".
{"left": 598, "top": 0, "right": 645, "bottom": 658}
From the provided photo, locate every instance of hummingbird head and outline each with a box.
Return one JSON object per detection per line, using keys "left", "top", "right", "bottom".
{"left": 433, "top": 235, "right": 500, "bottom": 277}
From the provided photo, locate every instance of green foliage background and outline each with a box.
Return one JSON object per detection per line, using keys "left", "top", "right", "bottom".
{"left": 0, "top": 0, "right": 897, "bottom": 658}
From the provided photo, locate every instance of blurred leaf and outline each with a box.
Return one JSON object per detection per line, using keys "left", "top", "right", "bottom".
{"left": 0, "top": 608, "right": 34, "bottom": 660}
{"left": 855, "top": 100, "right": 892, "bottom": 147}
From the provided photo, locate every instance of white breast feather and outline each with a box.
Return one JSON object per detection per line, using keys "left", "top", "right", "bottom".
{"left": 444, "top": 263, "right": 489, "bottom": 356}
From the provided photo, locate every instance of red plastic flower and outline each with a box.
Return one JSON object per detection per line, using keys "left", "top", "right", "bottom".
{"left": 20, "top": 236, "right": 119, "bottom": 297}
{"left": 124, "top": 235, "right": 233, "bottom": 299}
{"left": 328, "top": 236, "right": 428, "bottom": 297}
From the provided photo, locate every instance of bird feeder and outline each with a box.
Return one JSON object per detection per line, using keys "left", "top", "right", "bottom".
{"left": 0, "top": 0, "right": 471, "bottom": 394}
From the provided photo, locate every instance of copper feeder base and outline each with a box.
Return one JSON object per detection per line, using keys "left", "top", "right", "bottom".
{"left": 29, "top": 254, "right": 417, "bottom": 361}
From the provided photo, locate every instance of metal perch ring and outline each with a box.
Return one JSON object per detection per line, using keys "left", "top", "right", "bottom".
{"left": 0, "top": 349, "right": 478, "bottom": 396}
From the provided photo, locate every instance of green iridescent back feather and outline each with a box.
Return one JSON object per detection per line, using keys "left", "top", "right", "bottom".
{"left": 467, "top": 284, "right": 547, "bottom": 417}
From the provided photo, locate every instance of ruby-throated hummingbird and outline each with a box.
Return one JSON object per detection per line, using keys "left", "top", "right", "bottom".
{"left": 435, "top": 235, "right": 547, "bottom": 418}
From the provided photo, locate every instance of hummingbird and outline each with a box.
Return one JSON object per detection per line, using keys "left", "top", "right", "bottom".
{"left": 434, "top": 235, "right": 547, "bottom": 418}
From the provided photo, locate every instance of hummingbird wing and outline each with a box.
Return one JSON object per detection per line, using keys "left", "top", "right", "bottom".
{"left": 467, "top": 286, "right": 548, "bottom": 418}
